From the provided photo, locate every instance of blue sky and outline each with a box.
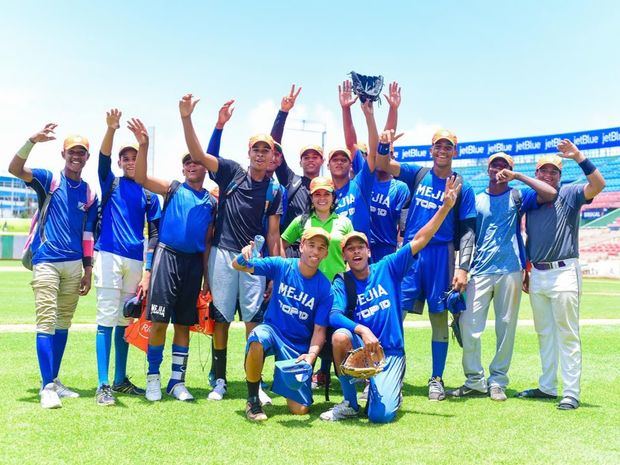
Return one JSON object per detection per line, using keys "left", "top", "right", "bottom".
{"left": 1, "top": 0, "right": 618, "bottom": 185}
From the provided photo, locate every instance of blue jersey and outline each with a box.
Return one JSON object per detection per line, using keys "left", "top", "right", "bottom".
{"left": 369, "top": 178, "right": 410, "bottom": 248}
{"left": 470, "top": 188, "right": 539, "bottom": 276}
{"left": 252, "top": 257, "right": 332, "bottom": 354}
{"left": 332, "top": 246, "right": 415, "bottom": 355}
{"left": 158, "top": 182, "right": 215, "bottom": 254}
{"left": 96, "top": 154, "right": 161, "bottom": 261}
{"left": 397, "top": 164, "right": 476, "bottom": 244}
{"left": 27, "top": 169, "right": 98, "bottom": 264}
{"left": 334, "top": 158, "right": 374, "bottom": 236}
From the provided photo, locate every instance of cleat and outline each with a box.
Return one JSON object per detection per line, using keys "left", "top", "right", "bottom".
{"left": 428, "top": 376, "right": 446, "bottom": 401}
{"left": 145, "top": 374, "right": 162, "bottom": 402}
{"left": 40, "top": 382, "right": 62, "bottom": 409}
{"left": 245, "top": 396, "right": 267, "bottom": 422}
{"left": 258, "top": 385, "right": 272, "bottom": 406}
{"left": 96, "top": 384, "right": 116, "bottom": 406}
{"left": 208, "top": 378, "right": 227, "bottom": 401}
{"left": 53, "top": 378, "right": 80, "bottom": 398}
{"left": 447, "top": 385, "right": 488, "bottom": 398}
{"left": 320, "top": 400, "right": 359, "bottom": 421}
{"left": 112, "top": 377, "right": 145, "bottom": 396}
{"left": 311, "top": 370, "right": 328, "bottom": 390}
{"left": 168, "top": 383, "right": 195, "bottom": 402}
{"left": 557, "top": 396, "right": 579, "bottom": 410}
{"left": 514, "top": 388, "right": 557, "bottom": 399}
{"left": 489, "top": 385, "right": 507, "bottom": 402}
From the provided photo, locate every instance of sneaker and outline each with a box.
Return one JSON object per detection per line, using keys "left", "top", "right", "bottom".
{"left": 53, "top": 378, "right": 79, "bottom": 398}
{"left": 96, "top": 384, "right": 116, "bottom": 406}
{"left": 311, "top": 370, "right": 327, "bottom": 390}
{"left": 246, "top": 396, "right": 268, "bottom": 422}
{"left": 40, "top": 382, "right": 62, "bottom": 409}
{"left": 557, "top": 396, "right": 579, "bottom": 410}
{"left": 168, "top": 383, "right": 195, "bottom": 402}
{"left": 447, "top": 385, "right": 487, "bottom": 398}
{"left": 145, "top": 374, "right": 162, "bottom": 402}
{"left": 258, "top": 385, "right": 272, "bottom": 406}
{"left": 428, "top": 377, "right": 446, "bottom": 401}
{"left": 207, "top": 378, "right": 227, "bottom": 401}
{"left": 320, "top": 400, "right": 359, "bottom": 421}
{"left": 359, "top": 381, "right": 370, "bottom": 402}
{"left": 489, "top": 385, "right": 507, "bottom": 402}
{"left": 514, "top": 388, "right": 557, "bottom": 399}
{"left": 112, "top": 377, "right": 146, "bottom": 396}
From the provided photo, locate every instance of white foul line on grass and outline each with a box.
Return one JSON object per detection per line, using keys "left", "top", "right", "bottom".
{"left": 1, "top": 319, "right": 620, "bottom": 333}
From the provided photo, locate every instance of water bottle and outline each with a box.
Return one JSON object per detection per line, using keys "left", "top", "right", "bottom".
{"left": 253, "top": 235, "right": 265, "bottom": 258}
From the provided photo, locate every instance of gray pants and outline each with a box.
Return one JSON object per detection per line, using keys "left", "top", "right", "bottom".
{"left": 461, "top": 271, "right": 522, "bottom": 391}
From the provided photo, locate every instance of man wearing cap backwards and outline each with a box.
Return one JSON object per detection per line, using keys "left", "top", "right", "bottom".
{"left": 447, "top": 152, "right": 557, "bottom": 402}
{"left": 127, "top": 118, "right": 215, "bottom": 402}
{"left": 232, "top": 227, "right": 333, "bottom": 421}
{"left": 321, "top": 164, "right": 461, "bottom": 423}
{"left": 180, "top": 94, "right": 283, "bottom": 402}
{"left": 9, "top": 124, "right": 99, "bottom": 409}
{"left": 92, "top": 109, "right": 162, "bottom": 406}
{"left": 516, "top": 140, "right": 605, "bottom": 410}
{"left": 341, "top": 79, "right": 411, "bottom": 261}
{"left": 375, "top": 127, "right": 477, "bottom": 401}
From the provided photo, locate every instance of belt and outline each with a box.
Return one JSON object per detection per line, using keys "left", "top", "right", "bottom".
{"left": 533, "top": 260, "right": 567, "bottom": 271}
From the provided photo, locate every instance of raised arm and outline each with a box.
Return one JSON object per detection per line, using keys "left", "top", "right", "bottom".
{"left": 179, "top": 93, "right": 220, "bottom": 173}
{"left": 207, "top": 99, "right": 235, "bottom": 157}
{"left": 360, "top": 100, "right": 378, "bottom": 173}
{"left": 383, "top": 81, "right": 401, "bottom": 132}
{"left": 339, "top": 80, "right": 359, "bottom": 153}
{"left": 496, "top": 169, "right": 557, "bottom": 203}
{"left": 8, "top": 123, "right": 58, "bottom": 183}
{"left": 272, "top": 84, "right": 301, "bottom": 143}
{"left": 127, "top": 118, "right": 170, "bottom": 196}
{"left": 100, "top": 109, "right": 121, "bottom": 157}
{"left": 375, "top": 129, "right": 404, "bottom": 176}
{"left": 557, "top": 139, "right": 606, "bottom": 200}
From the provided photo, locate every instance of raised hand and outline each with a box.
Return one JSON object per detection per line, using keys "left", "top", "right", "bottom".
{"left": 379, "top": 129, "right": 404, "bottom": 151}
{"left": 179, "top": 93, "right": 200, "bottom": 118}
{"left": 339, "top": 80, "right": 358, "bottom": 108}
{"left": 217, "top": 99, "right": 235, "bottom": 127}
{"left": 496, "top": 168, "right": 517, "bottom": 183}
{"left": 106, "top": 108, "right": 122, "bottom": 130}
{"left": 443, "top": 175, "right": 462, "bottom": 209}
{"left": 280, "top": 84, "right": 302, "bottom": 112}
{"left": 557, "top": 139, "right": 582, "bottom": 160}
{"left": 360, "top": 99, "right": 374, "bottom": 117}
{"left": 383, "top": 81, "right": 401, "bottom": 109}
{"left": 29, "top": 123, "right": 57, "bottom": 144}
{"left": 127, "top": 118, "right": 149, "bottom": 145}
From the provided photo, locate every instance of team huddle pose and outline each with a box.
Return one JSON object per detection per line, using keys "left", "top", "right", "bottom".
{"left": 8, "top": 80, "right": 606, "bottom": 420}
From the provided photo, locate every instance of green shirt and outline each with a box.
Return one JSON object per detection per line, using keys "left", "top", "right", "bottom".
{"left": 282, "top": 212, "right": 353, "bottom": 281}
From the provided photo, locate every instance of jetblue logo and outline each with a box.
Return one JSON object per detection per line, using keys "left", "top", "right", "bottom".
{"left": 459, "top": 144, "right": 484, "bottom": 155}
{"left": 516, "top": 140, "right": 542, "bottom": 152}
{"left": 602, "top": 131, "right": 620, "bottom": 144}
{"left": 487, "top": 142, "right": 513, "bottom": 154}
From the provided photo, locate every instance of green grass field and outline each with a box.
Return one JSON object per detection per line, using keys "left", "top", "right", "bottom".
{"left": 0, "top": 262, "right": 619, "bottom": 465}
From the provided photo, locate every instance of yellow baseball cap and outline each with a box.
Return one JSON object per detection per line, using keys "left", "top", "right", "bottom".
{"left": 63, "top": 135, "right": 89, "bottom": 151}
{"left": 340, "top": 231, "right": 370, "bottom": 250}
{"left": 301, "top": 227, "right": 331, "bottom": 244}
{"left": 118, "top": 143, "right": 139, "bottom": 156}
{"left": 248, "top": 134, "right": 275, "bottom": 150}
{"left": 328, "top": 148, "right": 352, "bottom": 162}
{"left": 536, "top": 155, "right": 563, "bottom": 171}
{"left": 309, "top": 176, "right": 334, "bottom": 194}
{"left": 488, "top": 152, "right": 514, "bottom": 168}
{"left": 432, "top": 129, "right": 457, "bottom": 146}
{"left": 300, "top": 144, "right": 324, "bottom": 158}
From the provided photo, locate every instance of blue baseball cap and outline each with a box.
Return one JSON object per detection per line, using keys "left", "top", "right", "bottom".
{"left": 444, "top": 290, "right": 466, "bottom": 315}
{"left": 273, "top": 359, "right": 313, "bottom": 391}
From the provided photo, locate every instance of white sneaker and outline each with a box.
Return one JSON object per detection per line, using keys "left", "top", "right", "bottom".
{"left": 258, "top": 385, "right": 272, "bottom": 406}
{"left": 40, "top": 382, "right": 62, "bottom": 409}
{"left": 320, "top": 400, "right": 359, "bottom": 421}
{"left": 169, "top": 383, "right": 194, "bottom": 402}
{"left": 145, "top": 374, "right": 162, "bottom": 401}
{"left": 53, "top": 378, "right": 79, "bottom": 398}
{"left": 207, "top": 378, "right": 227, "bottom": 401}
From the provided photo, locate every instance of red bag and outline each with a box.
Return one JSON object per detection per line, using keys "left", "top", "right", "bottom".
{"left": 190, "top": 292, "right": 214, "bottom": 336}
{"left": 124, "top": 299, "right": 151, "bottom": 353}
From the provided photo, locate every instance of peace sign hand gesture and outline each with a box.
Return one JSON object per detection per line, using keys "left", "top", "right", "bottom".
{"left": 280, "top": 84, "right": 302, "bottom": 112}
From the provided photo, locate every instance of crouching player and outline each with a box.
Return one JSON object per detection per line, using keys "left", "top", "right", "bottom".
{"left": 321, "top": 159, "right": 461, "bottom": 423}
{"left": 232, "top": 227, "right": 334, "bottom": 421}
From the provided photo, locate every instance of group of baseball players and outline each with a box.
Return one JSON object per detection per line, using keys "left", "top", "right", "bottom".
{"left": 9, "top": 81, "right": 606, "bottom": 422}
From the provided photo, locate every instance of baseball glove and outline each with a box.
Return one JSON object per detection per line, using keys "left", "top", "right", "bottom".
{"left": 350, "top": 71, "right": 384, "bottom": 105}
{"left": 340, "top": 345, "right": 386, "bottom": 379}
{"left": 450, "top": 313, "right": 463, "bottom": 348}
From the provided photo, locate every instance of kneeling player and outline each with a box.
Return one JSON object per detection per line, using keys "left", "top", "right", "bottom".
{"left": 321, "top": 175, "right": 460, "bottom": 423}
{"left": 232, "top": 228, "right": 333, "bottom": 421}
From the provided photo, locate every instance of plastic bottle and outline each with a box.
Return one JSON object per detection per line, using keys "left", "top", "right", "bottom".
{"left": 253, "top": 235, "right": 265, "bottom": 258}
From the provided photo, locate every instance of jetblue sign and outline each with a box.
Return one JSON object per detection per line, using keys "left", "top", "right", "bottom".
{"left": 394, "top": 127, "right": 620, "bottom": 161}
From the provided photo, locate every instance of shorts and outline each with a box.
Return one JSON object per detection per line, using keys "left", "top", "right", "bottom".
{"left": 247, "top": 324, "right": 313, "bottom": 407}
{"left": 94, "top": 251, "right": 143, "bottom": 327}
{"left": 147, "top": 243, "right": 203, "bottom": 326}
{"left": 335, "top": 328, "right": 405, "bottom": 423}
{"left": 401, "top": 242, "right": 454, "bottom": 314}
{"left": 208, "top": 246, "right": 265, "bottom": 323}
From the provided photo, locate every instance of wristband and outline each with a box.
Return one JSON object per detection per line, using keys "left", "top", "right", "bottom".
{"left": 236, "top": 254, "right": 253, "bottom": 268}
{"left": 145, "top": 251, "right": 153, "bottom": 271}
{"left": 377, "top": 142, "right": 391, "bottom": 156}
{"left": 578, "top": 158, "right": 596, "bottom": 176}
{"left": 17, "top": 139, "right": 35, "bottom": 160}
{"left": 82, "top": 257, "right": 93, "bottom": 268}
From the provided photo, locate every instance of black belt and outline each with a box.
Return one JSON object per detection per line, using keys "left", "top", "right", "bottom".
{"left": 533, "top": 260, "right": 567, "bottom": 271}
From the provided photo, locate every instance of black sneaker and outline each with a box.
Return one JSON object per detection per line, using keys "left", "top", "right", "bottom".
{"left": 447, "top": 385, "right": 487, "bottom": 398}
{"left": 245, "top": 396, "right": 267, "bottom": 422}
{"left": 96, "top": 384, "right": 116, "bottom": 406}
{"left": 514, "top": 388, "right": 557, "bottom": 399}
{"left": 112, "top": 377, "right": 146, "bottom": 396}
